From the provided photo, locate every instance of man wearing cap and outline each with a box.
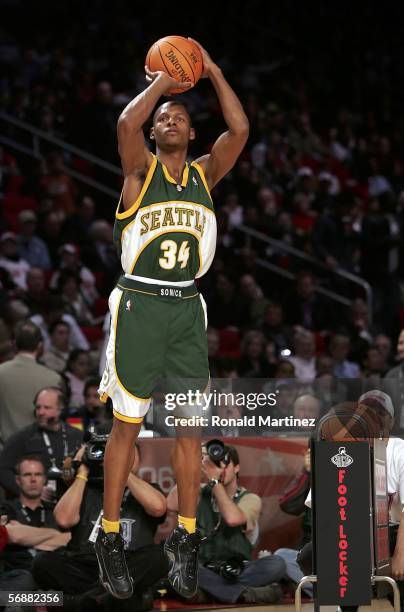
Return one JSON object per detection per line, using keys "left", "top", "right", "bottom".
{"left": 17, "top": 209, "right": 51, "bottom": 270}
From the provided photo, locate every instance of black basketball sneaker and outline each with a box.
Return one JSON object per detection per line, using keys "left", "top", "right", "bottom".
{"left": 164, "top": 525, "right": 201, "bottom": 599}
{"left": 95, "top": 528, "right": 133, "bottom": 599}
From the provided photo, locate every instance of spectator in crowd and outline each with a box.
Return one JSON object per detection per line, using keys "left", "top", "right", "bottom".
{"left": 61, "top": 377, "right": 109, "bottom": 431}
{"left": 167, "top": 444, "right": 286, "bottom": 604}
{"left": 287, "top": 329, "right": 317, "bottom": 382}
{"left": 207, "top": 272, "right": 249, "bottom": 330}
{"left": 284, "top": 270, "right": 333, "bottom": 332}
{"left": 81, "top": 220, "right": 120, "bottom": 293}
{"left": 260, "top": 301, "right": 293, "bottom": 353}
{"left": 0, "top": 232, "right": 30, "bottom": 290}
{"left": 239, "top": 274, "right": 269, "bottom": 326}
{"left": 17, "top": 209, "right": 51, "bottom": 270}
{"left": 61, "top": 194, "right": 97, "bottom": 247}
{"left": 204, "top": 388, "right": 250, "bottom": 438}
{"left": 223, "top": 191, "right": 243, "bottom": 230}
{"left": 384, "top": 328, "right": 404, "bottom": 433}
{"left": 312, "top": 193, "right": 359, "bottom": 272}
{"left": 292, "top": 393, "right": 321, "bottom": 428}
{"left": 50, "top": 242, "right": 98, "bottom": 306}
{"left": 374, "top": 334, "right": 394, "bottom": 371}
{"left": 64, "top": 349, "right": 92, "bottom": 409}
{"left": 33, "top": 443, "right": 168, "bottom": 611}
{"left": 0, "top": 387, "right": 82, "bottom": 498}
{"left": 81, "top": 378, "right": 110, "bottom": 431}
{"left": 360, "top": 195, "right": 401, "bottom": 335}
{"left": 238, "top": 331, "right": 272, "bottom": 378}
{"left": 328, "top": 333, "right": 360, "bottom": 378}
{"left": 1, "top": 456, "right": 70, "bottom": 593}
{"left": 40, "top": 152, "right": 77, "bottom": 218}
{"left": 30, "top": 294, "right": 90, "bottom": 351}
{"left": 0, "top": 320, "right": 63, "bottom": 449}
{"left": 57, "top": 269, "right": 96, "bottom": 326}
{"left": 23, "top": 267, "right": 49, "bottom": 315}
{"left": 40, "top": 319, "right": 71, "bottom": 373}
{"left": 361, "top": 346, "right": 387, "bottom": 382}
{"left": 37, "top": 211, "right": 64, "bottom": 266}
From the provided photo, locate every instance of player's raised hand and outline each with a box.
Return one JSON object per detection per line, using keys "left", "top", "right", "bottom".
{"left": 187, "top": 38, "right": 215, "bottom": 77}
{"left": 144, "top": 66, "right": 193, "bottom": 94}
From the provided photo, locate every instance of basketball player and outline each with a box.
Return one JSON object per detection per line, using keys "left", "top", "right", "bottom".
{"left": 95, "top": 39, "right": 249, "bottom": 600}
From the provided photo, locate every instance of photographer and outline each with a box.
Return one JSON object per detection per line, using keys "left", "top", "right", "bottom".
{"left": 0, "top": 456, "right": 70, "bottom": 593}
{"left": 32, "top": 438, "right": 169, "bottom": 611}
{"left": 167, "top": 441, "right": 286, "bottom": 604}
{"left": 0, "top": 387, "right": 82, "bottom": 500}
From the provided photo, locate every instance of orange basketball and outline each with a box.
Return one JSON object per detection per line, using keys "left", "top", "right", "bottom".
{"left": 145, "top": 35, "right": 203, "bottom": 95}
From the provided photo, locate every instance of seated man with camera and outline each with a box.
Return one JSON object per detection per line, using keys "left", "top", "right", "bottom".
{"left": 32, "top": 435, "right": 169, "bottom": 611}
{"left": 167, "top": 439, "right": 286, "bottom": 604}
{"left": 0, "top": 455, "right": 70, "bottom": 594}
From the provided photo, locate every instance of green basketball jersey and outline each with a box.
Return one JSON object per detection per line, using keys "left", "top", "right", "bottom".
{"left": 114, "top": 154, "right": 217, "bottom": 282}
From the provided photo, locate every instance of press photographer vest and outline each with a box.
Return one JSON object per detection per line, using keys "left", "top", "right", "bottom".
{"left": 197, "top": 486, "right": 253, "bottom": 565}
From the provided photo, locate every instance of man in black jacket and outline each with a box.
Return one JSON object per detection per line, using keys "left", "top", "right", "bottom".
{"left": 0, "top": 387, "right": 82, "bottom": 500}
{"left": 32, "top": 442, "right": 168, "bottom": 611}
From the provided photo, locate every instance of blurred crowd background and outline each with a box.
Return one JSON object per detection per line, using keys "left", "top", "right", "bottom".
{"left": 1, "top": 0, "right": 404, "bottom": 428}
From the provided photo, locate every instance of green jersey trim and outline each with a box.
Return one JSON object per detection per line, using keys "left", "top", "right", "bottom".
{"left": 160, "top": 159, "right": 190, "bottom": 187}
{"left": 190, "top": 161, "right": 213, "bottom": 204}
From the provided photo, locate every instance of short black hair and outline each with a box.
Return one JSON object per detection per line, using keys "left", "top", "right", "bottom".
{"left": 14, "top": 320, "right": 42, "bottom": 351}
{"left": 84, "top": 377, "right": 100, "bottom": 396}
{"left": 66, "top": 348, "right": 89, "bottom": 372}
{"left": 226, "top": 445, "right": 240, "bottom": 466}
{"left": 152, "top": 100, "right": 191, "bottom": 125}
{"left": 49, "top": 319, "right": 70, "bottom": 336}
{"left": 15, "top": 455, "right": 46, "bottom": 475}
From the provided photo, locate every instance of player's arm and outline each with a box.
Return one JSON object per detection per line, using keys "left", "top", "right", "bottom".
{"left": 167, "top": 484, "right": 179, "bottom": 513}
{"left": 53, "top": 458, "right": 89, "bottom": 529}
{"left": 117, "top": 71, "right": 192, "bottom": 177}
{"left": 6, "top": 521, "right": 65, "bottom": 547}
{"left": 126, "top": 474, "right": 167, "bottom": 518}
{"left": 391, "top": 511, "right": 404, "bottom": 579}
{"left": 191, "top": 39, "right": 249, "bottom": 189}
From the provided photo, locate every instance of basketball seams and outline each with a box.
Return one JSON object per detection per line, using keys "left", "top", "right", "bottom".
{"left": 156, "top": 46, "right": 174, "bottom": 77}
{"left": 167, "top": 41, "right": 196, "bottom": 82}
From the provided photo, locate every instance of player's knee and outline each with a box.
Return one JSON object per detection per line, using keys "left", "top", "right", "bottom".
{"left": 110, "top": 418, "right": 141, "bottom": 442}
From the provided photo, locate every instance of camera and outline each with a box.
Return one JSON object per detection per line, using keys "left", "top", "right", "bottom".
{"left": 63, "top": 432, "right": 108, "bottom": 485}
{"left": 81, "top": 433, "right": 108, "bottom": 483}
{"left": 83, "top": 433, "right": 108, "bottom": 466}
{"left": 205, "top": 439, "right": 230, "bottom": 467}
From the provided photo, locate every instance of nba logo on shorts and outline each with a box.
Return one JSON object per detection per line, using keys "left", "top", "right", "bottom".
{"left": 125, "top": 300, "right": 131, "bottom": 311}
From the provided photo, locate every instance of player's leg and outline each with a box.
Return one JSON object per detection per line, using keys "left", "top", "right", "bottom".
{"left": 95, "top": 417, "right": 143, "bottom": 600}
{"left": 103, "top": 418, "right": 142, "bottom": 521}
{"left": 96, "top": 286, "right": 160, "bottom": 599}
{"left": 163, "top": 293, "right": 208, "bottom": 598}
{"left": 173, "top": 435, "right": 201, "bottom": 521}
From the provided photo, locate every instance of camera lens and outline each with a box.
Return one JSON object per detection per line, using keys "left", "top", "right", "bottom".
{"left": 89, "top": 444, "right": 105, "bottom": 459}
{"left": 209, "top": 443, "right": 223, "bottom": 460}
